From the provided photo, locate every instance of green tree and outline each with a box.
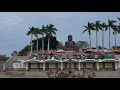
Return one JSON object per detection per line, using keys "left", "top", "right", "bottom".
{"left": 92, "top": 21, "right": 101, "bottom": 50}
{"left": 18, "top": 36, "right": 59, "bottom": 56}
{"left": 12, "top": 51, "right": 18, "bottom": 56}
{"left": 75, "top": 41, "right": 89, "bottom": 50}
{"left": 45, "top": 24, "right": 58, "bottom": 52}
{"left": 100, "top": 22, "right": 108, "bottom": 50}
{"left": 41, "top": 25, "right": 47, "bottom": 52}
{"left": 112, "top": 25, "right": 118, "bottom": 48}
{"left": 117, "top": 17, "right": 120, "bottom": 46}
{"left": 83, "top": 22, "right": 95, "bottom": 48}
{"left": 18, "top": 45, "right": 31, "bottom": 56}
{"left": 26, "top": 27, "right": 36, "bottom": 55}
{"left": 34, "top": 28, "right": 40, "bottom": 53}
{"left": 106, "top": 19, "right": 116, "bottom": 49}
{"left": 56, "top": 42, "right": 65, "bottom": 49}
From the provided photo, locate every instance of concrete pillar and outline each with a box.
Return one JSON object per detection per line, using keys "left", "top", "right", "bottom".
{"left": 61, "top": 62, "right": 63, "bottom": 70}
{"left": 20, "top": 62, "right": 22, "bottom": 69}
{"left": 115, "top": 62, "right": 118, "bottom": 70}
{"left": 3, "top": 63, "right": 5, "bottom": 71}
{"left": 118, "top": 59, "right": 120, "bottom": 69}
{"left": 22, "top": 62, "right": 24, "bottom": 69}
{"left": 78, "top": 62, "right": 81, "bottom": 70}
{"left": 20, "top": 61, "right": 24, "bottom": 69}
{"left": 26, "top": 63, "right": 28, "bottom": 71}
{"left": 43, "top": 63, "right": 45, "bottom": 71}
{"left": 96, "top": 62, "right": 99, "bottom": 70}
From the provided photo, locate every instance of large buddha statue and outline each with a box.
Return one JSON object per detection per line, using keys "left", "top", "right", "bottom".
{"left": 65, "top": 35, "right": 76, "bottom": 51}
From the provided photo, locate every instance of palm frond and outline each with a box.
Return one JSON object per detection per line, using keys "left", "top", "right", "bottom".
{"left": 84, "top": 26, "right": 88, "bottom": 28}
{"left": 26, "top": 31, "right": 31, "bottom": 36}
{"left": 117, "top": 17, "right": 120, "bottom": 21}
{"left": 82, "top": 29, "right": 88, "bottom": 33}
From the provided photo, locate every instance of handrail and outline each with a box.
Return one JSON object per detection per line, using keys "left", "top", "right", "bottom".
{"left": 5, "top": 56, "right": 12, "bottom": 63}
{"left": 3, "top": 56, "right": 13, "bottom": 71}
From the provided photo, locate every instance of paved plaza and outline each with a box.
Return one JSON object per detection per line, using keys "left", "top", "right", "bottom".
{"left": 0, "top": 70, "right": 120, "bottom": 78}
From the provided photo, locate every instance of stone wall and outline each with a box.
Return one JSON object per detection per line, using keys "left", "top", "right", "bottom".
{"left": 49, "top": 63, "right": 55, "bottom": 68}
{"left": 86, "top": 63, "right": 93, "bottom": 68}
{"left": 105, "top": 63, "right": 113, "bottom": 68}
{"left": 31, "top": 63, "right": 38, "bottom": 68}
{"left": 12, "top": 62, "right": 119, "bottom": 70}
{"left": 13, "top": 62, "right": 21, "bottom": 69}
{"left": 99, "top": 63, "right": 104, "bottom": 68}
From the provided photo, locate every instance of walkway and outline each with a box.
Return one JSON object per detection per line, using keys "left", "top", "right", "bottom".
{"left": 0, "top": 70, "right": 120, "bottom": 78}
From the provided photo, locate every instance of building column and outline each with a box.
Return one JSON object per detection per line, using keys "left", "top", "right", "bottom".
{"left": 26, "top": 63, "right": 28, "bottom": 71}
{"left": 96, "top": 62, "right": 99, "bottom": 70}
{"left": 22, "top": 62, "right": 24, "bottom": 69}
{"left": 61, "top": 62, "right": 63, "bottom": 70}
{"left": 43, "top": 63, "right": 45, "bottom": 71}
{"left": 115, "top": 62, "right": 118, "bottom": 70}
{"left": 20, "top": 62, "right": 22, "bottom": 69}
{"left": 78, "top": 62, "right": 81, "bottom": 70}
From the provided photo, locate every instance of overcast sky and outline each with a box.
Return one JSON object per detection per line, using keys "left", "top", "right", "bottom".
{"left": 0, "top": 12, "right": 120, "bottom": 56}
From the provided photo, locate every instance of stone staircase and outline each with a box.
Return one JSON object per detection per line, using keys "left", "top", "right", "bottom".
{"left": 3, "top": 56, "right": 13, "bottom": 71}
{"left": 25, "top": 71, "right": 47, "bottom": 78}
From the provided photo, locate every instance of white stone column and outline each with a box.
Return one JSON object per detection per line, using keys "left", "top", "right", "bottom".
{"left": 78, "top": 62, "right": 81, "bottom": 70}
{"left": 61, "top": 62, "right": 63, "bottom": 70}
{"left": 20, "top": 62, "right": 22, "bottom": 69}
{"left": 26, "top": 63, "right": 28, "bottom": 71}
{"left": 96, "top": 62, "right": 99, "bottom": 70}
{"left": 22, "top": 62, "right": 24, "bottom": 69}
{"left": 43, "top": 63, "right": 45, "bottom": 71}
{"left": 118, "top": 59, "right": 120, "bottom": 69}
{"left": 115, "top": 62, "right": 118, "bottom": 70}
{"left": 3, "top": 63, "right": 5, "bottom": 71}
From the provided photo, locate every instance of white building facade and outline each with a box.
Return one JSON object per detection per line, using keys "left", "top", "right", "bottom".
{"left": 15, "top": 58, "right": 120, "bottom": 71}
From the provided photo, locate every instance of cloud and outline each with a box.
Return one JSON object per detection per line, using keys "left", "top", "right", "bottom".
{"left": 0, "top": 13, "right": 23, "bottom": 31}
{"left": 0, "top": 12, "right": 120, "bottom": 56}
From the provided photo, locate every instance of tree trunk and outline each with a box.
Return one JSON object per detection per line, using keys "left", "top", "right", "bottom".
{"left": 89, "top": 34, "right": 92, "bottom": 49}
{"left": 37, "top": 36, "right": 38, "bottom": 53}
{"left": 102, "top": 30, "right": 104, "bottom": 51}
{"left": 109, "top": 27, "right": 111, "bottom": 50}
{"left": 48, "top": 36, "right": 50, "bottom": 52}
{"left": 96, "top": 30, "right": 98, "bottom": 50}
{"left": 42, "top": 34, "right": 44, "bottom": 52}
{"left": 114, "top": 33, "right": 117, "bottom": 49}
{"left": 31, "top": 34, "right": 33, "bottom": 55}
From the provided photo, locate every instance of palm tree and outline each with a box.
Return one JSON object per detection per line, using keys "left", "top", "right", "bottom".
{"left": 83, "top": 22, "right": 95, "bottom": 48}
{"left": 112, "top": 25, "right": 118, "bottom": 48}
{"left": 34, "top": 28, "right": 40, "bottom": 53}
{"left": 117, "top": 25, "right": 120, "bottom": 47}
{"left": 100, "top": 22, "right": 108, "bottom": 51}
{"left": 27, "top": 27, "right": 36, "bottom": 56}
{"left": 40, "top": 25, "right": 46, "bottom": 52}
{"left": 117, "top": 17, "right": 120, "bottom": 34}
{"left": 118, "top": 25, "right": 120, "bottom": 34}
{"left": 106, "top": 19, "right": 116, "bottom": 50}
{"left": 92, "top": 21, "right": 101, "bottom": 50}
{"left": 45, "top": 24, "right": 58, "bottom": 52}
{"left": 117, "top": 17, "right": 120, "bottom": 24}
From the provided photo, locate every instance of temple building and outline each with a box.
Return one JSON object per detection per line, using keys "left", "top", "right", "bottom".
{"left": 2, "top": 35, "right": 120, "bottom": 71}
